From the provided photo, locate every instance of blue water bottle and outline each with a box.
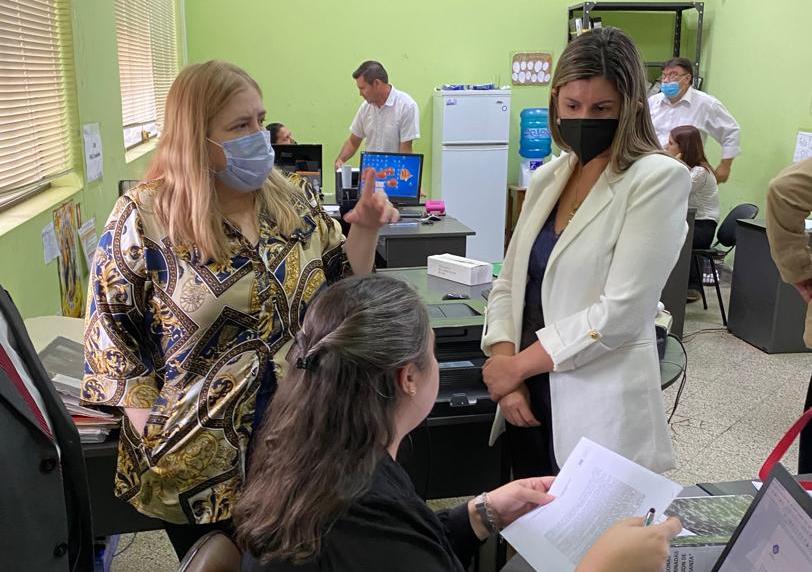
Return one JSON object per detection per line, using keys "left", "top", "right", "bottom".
{"left": 519, "top": 108, "right": 551, "bottom": 186}
{"left": 519, "top": 108, "right": 551, "bottom": 159}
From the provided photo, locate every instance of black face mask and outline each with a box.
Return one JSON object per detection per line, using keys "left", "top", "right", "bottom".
{"left": 558, "top": 118, "right": 619, "bottom": 165}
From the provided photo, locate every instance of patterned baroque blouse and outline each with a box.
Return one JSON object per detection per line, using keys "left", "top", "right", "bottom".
{"left": 81, "top": 179, "right": 349, "bottom": 524}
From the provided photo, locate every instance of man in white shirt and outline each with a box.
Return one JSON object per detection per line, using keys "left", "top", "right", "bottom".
{"left": 648, "top": 57, "right": 741, "bottom": 183}
{"left": 334, "top": 60, "right": 420, "bottom": 169}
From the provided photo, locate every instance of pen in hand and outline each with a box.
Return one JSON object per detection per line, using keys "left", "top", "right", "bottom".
{"left": 643, "top": 507, "right": 656, "bottom": 527}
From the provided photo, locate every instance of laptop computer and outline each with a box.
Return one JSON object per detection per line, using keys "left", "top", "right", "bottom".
{"left": 711, "top": 462, "right": 812, "bottom": 571}
{"left": 359, "top": 151, "right": 424, "bottom": 217}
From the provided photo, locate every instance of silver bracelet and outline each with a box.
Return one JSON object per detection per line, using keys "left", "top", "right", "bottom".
{"left": 474, "top": 492, "right": 499, "bottom": 535}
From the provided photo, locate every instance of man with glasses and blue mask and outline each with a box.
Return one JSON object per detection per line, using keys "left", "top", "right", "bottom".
{"left": 648, "top": 57, "right": 740, "bottom": 183}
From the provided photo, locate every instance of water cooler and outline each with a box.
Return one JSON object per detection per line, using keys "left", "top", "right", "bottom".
{"left": 519, "top": 108, "right": 552, "bottom": 187}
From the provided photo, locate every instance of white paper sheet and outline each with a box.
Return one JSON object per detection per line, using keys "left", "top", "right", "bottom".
{"left": 794, "top": 131, "right": 812, "bottom": 163}
{"left": 501, "top": 437, "right": 683, "bottom": 572}
{"left": 78, "top": 217, "right": 98, "bottom": 269}
{"left": 82, "top": 122, "right": 103, "bottom": 183}
{"left": 51, "top": 373, "right": 82, "bottom": 397}
{"left": 42, "top": 221, "right": 60, "bottom": 263}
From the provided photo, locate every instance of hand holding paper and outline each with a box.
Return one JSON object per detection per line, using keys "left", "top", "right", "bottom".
{"left": 487, "top": 476, "right": 556, "bottom": 528}
{"left": 501, "top": 437, "right": 683, "bottom": 572}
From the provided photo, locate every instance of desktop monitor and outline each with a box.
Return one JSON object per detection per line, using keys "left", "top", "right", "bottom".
{"left": 359, "top": 151, "right": 423, "bottom": 206}
{"left": 712, "top": 463, "right": 812, "bottom": 572}
{"left": 273, "top": 144, "right": 322, "bottom": 194}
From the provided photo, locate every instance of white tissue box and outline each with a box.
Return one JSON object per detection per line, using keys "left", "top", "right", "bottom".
{"left": 427, "top": 254, "right": 493, "bottom": 285}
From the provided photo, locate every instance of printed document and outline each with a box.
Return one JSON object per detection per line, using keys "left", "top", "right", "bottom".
{"left": 501, "top": 437, "right": 683, "bottom": 572}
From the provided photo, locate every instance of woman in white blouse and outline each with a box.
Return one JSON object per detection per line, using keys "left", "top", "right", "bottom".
{"left": 665, "top": 125, "right": 720, "bottom": 299}
{"left": 480, "top": 28, "right": 690, "bottom": 478}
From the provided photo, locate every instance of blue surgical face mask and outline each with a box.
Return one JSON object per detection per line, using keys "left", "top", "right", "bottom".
{"left": 209, "top": 130, "right": 275, "bottom": 192}
{"left": 661, "top": 81, "right": 681, "bottom": 99}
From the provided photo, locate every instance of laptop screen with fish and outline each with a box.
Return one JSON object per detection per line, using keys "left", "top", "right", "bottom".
{"left": 359, "top": 151, "right": 423, "bottom": 205}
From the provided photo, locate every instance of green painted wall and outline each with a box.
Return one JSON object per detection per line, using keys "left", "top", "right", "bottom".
{"left": 188, "top": 0, "right": 810, "bottom": 224}
{"left": 0, "top": 1, "right": 168, "bottom": 318}
{"left": 698, "top": 0, "right": 812, "bottom": 220}
{"left": 184, "top": 0, "right": 575, "bottom": 197}
{"left": 569, "top": 0, "right": 812, "bottom": 221}
{"left": 182, "top": 1, "right": 712, "bottom": 200}
{"left": 4, "top": 0, "right": 808, "bottom": 317}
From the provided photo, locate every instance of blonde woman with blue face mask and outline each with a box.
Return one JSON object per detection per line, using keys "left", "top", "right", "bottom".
{"left": 80, "top": 60, "right": 397, "bottom": 558}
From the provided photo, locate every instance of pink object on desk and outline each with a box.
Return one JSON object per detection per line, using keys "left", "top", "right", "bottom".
{"left": 425, "top": 200, "right": 446, "bottom": 215}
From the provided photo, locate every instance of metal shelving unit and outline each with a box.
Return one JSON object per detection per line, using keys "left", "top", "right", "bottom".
{"left": 567, "top": 2, "right": 704, "bottom": 86}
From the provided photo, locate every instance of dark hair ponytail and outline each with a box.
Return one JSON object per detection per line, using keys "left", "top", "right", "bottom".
{"left": 235, "top": 274, "right": 432, "bottom": 563}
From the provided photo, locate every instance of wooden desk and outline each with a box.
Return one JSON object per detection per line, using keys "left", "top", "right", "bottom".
{"left": 377, "top": 217, "right": 475, "bottom": 268}
{"left": 327, "top": 206, "right": 475, "bottom": 268}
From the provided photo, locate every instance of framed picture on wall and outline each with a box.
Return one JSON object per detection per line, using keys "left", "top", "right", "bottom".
{"left": 511, "top": 52, "right": 553, "bottom": 86}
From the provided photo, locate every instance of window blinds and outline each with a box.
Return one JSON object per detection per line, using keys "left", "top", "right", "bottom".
{"left": 115, "top": 0, "right": 178, "bottom": 149}
{"left": 0, "top": 0, "right": 76, "bottom": 209}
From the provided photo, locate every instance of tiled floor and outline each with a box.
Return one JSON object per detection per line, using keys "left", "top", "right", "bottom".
{"left": 111, "top": 279, "right": 812, "bottom": 571}
{"left": 666, "top": 284, "right": 809, "bottom": 485}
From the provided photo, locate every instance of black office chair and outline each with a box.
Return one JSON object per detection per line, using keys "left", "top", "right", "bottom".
{"left": 118, "top": 180, "right": 139, "bottom": 197}
{"left": 692, "top": 203, "right": 759, "bottom": 326}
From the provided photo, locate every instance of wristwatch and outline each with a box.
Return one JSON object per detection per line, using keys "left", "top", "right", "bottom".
{"left": 474, "top": 492, "right": 499, "bottom": 535}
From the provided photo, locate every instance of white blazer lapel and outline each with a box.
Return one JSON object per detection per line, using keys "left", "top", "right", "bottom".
{"left": 513, "top": 159, "right": 573, "bottom": 273}
{"left": 509, "top": 160, "right": 572, "bottom": 340}
{"left": 546, "top": 169, "right": 614, "bottom": 273}
{"left": 488, "top": 160, "right": 572, "bottom": 447}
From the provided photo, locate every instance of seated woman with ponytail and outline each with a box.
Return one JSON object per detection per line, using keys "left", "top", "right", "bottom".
{"left": 236, "top": 275, "right": 680, "bottom": 572}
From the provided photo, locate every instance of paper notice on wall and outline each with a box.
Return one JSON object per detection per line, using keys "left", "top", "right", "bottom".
{"left": 42, "top": 221, "right": 60, "bottom": 264}
{"left": 78, "top": 218, "right": 98, "bottom": 269}
{"left": 793, "top": 131, "right": 812, "bottom": 163}
{"left": 83, "top": 122, "right": 103, "bottom": 183}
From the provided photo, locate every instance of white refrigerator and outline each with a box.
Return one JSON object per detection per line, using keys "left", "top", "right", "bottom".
{"left": 432, "top": 89, "right": 511, "bottom": 263}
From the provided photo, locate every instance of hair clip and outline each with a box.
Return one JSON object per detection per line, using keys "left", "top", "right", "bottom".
{"left": 296, "top": 356, "right": 317, "bottom": 371}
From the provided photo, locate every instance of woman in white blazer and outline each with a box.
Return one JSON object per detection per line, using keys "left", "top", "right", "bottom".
{"left": 482, "top": 27, "right": 690, "bottom": 477}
